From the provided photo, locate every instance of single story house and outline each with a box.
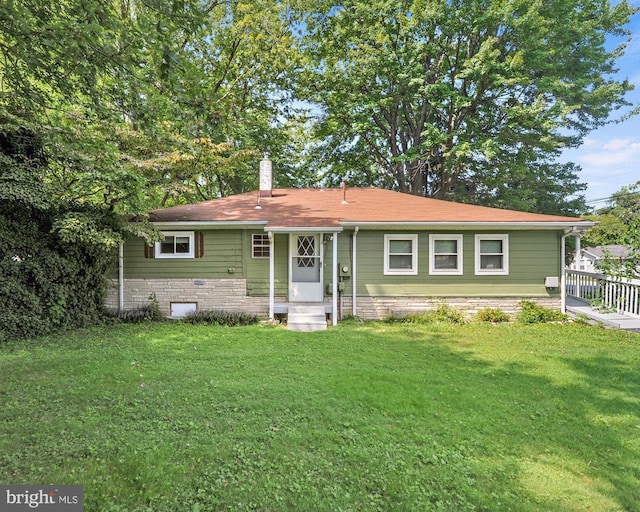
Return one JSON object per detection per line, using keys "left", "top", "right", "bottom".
{"left": 107, "top": 158, "right": 594, "bottom": 323}
{"left": 571, "top": 245, "right": 633, "bottom": 273}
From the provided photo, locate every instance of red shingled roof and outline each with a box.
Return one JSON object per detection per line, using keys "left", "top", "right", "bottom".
{"left": 148, "top": 187, "right": 592, "bottom": 229}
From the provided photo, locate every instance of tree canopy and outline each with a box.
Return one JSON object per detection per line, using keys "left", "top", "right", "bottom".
{"left": 0, "top": 0, "right": 638, "bottom": 218}
{"left": 582, "top": 181, "right": 640, "bottom": 247}
{"left": 1, "top": 0, "right": 305, "bottom": 215}
{"left": 295, "top": 0, "right": 636, "bottom": 214}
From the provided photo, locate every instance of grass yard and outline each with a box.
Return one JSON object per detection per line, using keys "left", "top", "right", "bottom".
{"left": 1, "top": 321, "right": 639, "bottom": 511}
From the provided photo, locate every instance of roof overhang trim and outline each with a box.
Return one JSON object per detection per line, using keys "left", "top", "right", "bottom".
{"left": 266, "top": 226, "right": 344, "bottom": 233}
{"left": 151, "top": 221, "right": 268, "bottom": 230}
{"left": 340, "top": 221, "right": 596, "bottom": 231}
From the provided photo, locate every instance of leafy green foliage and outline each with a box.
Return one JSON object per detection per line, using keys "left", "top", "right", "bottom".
{"left": 581, "top": 213, "right": 628, "bottom": 247}
{"left": 386, "top": 304, "right": 466, "bottom": 324}
{"left": 104, "top": 300, "right": 163, "bottom": 324}
{"left": 296, "top": 0, "right": 635, "bottom": 213}
{"left": 0, "top": 0, "right": 305, "bottom": 213}
{"left": 3, "top": 0, "right": 636, "bottom": 218}
{"left": 582, "top": 181, "right": 640, "bottom": 278}
{"left": 0, "top": 202, "right": 120, "bottom": 342}
{"left": 476, "top": 308, "right": 511, "bottom": 323}
{"left": 181, "top": 309, "right": 260, "bottom": 327}
{"left": 0, "top": 119, "right": 129, "bottom": 341}
{"left": 517, "top": 300, "right": 568, "bottom": 325}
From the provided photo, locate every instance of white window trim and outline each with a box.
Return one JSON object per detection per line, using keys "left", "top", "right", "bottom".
{"left": 384, "top": 234, "right": 418, "bottom": 275}
{"left": 475, "top": 234, "right": 509, "bottom": 275}
{"left": 252, "top": 233, "right": 270, "bottom": 259}
{"left": 155, "top": 231, "right": 195, "bottom": 259}
{"left": 429, "top": 234, "right": 463, "bottom": 275}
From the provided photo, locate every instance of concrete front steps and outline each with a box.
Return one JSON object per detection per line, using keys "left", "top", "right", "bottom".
{"left": 287, "top": 305, "right": 328, "bottom": 332}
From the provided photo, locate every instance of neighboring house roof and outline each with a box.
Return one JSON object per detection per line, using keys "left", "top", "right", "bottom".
{"left": 583, "top": 245, "right": 632, "bottom": 260}
{"left": 147, "top": 187, "right": 595, "bottom": 230}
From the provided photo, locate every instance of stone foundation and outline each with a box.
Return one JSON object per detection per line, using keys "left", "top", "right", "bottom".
{"left": 107, "top": 280, "right": 560, "bottom": 321}
{"left": 349, "top": 296, "right": 561, "bottom": 321}
{"left": 106, "top": 279, "right": 269, "bottom": 317}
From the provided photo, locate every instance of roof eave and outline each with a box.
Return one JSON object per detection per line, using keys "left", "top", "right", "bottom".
{"left": 150, "top": 221, "right": 268, "bottom": 229}
{"left": 266, "top": 226, "right": 344, "bottom": 233}
{"left": 340, "top": 221, "right": 596, "bottom": 230}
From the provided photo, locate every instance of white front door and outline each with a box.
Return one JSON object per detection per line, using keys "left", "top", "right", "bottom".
{"left": 289, "top": 234, "right": 323, "bottom": 302}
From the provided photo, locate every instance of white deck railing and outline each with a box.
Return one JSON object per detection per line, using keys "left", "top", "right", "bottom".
{"left": 565, "top": 269, "right": 640, "bottom": 318}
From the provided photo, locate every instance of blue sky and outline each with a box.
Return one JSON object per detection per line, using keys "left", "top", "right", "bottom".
{"left": 562, "top": 3, "right": 640, "bottom": 206}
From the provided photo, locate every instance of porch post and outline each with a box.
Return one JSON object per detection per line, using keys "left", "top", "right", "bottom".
{"left": 575, "top": 234, "right": 581, "bottom": 269}
{"left": 332, "top": 231, "right": 338, "bottom": 325}
{"left": 268, "top": 231, "right": 274, "bottom": 321}
{"left": 575, "top": 234, "right": 582, "bottom": 298}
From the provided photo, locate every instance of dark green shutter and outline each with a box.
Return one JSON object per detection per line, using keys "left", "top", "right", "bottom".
{"left": 195, "top": 232, "right": 204, "bottom": 258}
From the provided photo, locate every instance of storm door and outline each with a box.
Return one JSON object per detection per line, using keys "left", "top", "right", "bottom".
{"left": 289, "top": 234, "right": 323, "bottom": 302}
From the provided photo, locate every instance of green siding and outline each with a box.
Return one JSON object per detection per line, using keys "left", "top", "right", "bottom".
{"left": 322, "top": 231, "right": 355, "bottom": 296}
{"left": 245, "top": 233, "right": 288, "bottom": 296}
{"left": 124, "top": 230, "right": 243, "bottom": 279}
{"left": 123, "top": 228, "right": 563, "bottom": 298}
{"left": 354, "top": 230, "right": 561, "bottom": 297}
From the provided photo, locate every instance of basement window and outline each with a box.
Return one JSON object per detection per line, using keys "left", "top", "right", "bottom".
{"left": 171, "top": 302, "right": 197, "bottom": 318}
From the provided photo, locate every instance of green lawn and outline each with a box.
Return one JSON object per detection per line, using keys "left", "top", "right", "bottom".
{"left": 1, "top": 321, "right": 639, "bottom": 511}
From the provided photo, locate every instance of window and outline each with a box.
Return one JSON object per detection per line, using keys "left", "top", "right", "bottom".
{"left": 252, "top": 233, "right": 270, "bottom": 258}
{"left": 384, "top": 235, "right": 418, "bottom": 275}
{"left": 475, "top": 235, "right": 509, "bottom": 275}
{"left": 155, "top": 231, "right": 195, "bottom": 259}
{"left": 429, "top": 235, "right": 463, "bottom": 275}
{"left": 170, "top": 302, "right": 197, "bottom": 318}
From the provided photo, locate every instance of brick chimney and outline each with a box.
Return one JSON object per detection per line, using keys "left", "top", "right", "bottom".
{"left": 259, "top": 154, "right": 272, "bottom": 197}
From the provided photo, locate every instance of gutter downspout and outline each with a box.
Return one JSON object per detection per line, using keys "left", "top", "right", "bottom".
{"left": 118, "top": 242, "right": 125, "bottom": 312}
{"left": 268, "top": 231, "right": 274, "bottom": 321}
{"left": 352, "top": 226, "right": 359, "bottom": 317}
{"left": 332, "top": 232, "right": 338, "bottom": 326}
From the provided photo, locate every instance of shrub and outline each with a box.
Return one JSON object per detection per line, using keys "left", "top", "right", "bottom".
{"left": 476, "top": 308, "right": 511, "bottom": 323}
{"left": 386, "top": 304, "right": 466, "bottom": 324}
{"left": 104, "top": 304, "right": 163, "bottom": 324}
{"left": 517, "top": 300, "right": 568, "bottom": 324}
{"left": 181, "top": 310, "right": 260, "bottom": 327}
{"left": 0, "top": 202, "right": 120, "bottom": 342}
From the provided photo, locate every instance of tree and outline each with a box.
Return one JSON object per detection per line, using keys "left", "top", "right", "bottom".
{"left": 583, "top": 181, "right": 640, "bottom": 246}
{"left": 297, "top": 0, "right": 636, "bottom": 213}
{"left": 1, "top": 0, "right": 305, "bottom": 212}
{"left": 602, "top": 181, "right": 640, "bottom": 223}
{"left": 0, "top": 0, "right": 306, "bottom": 339}
{"left": 580, "top": 213, "right": 627, "bottom": 248}
{"left": 582, "top": 181, "right": 640, "bottom": 278}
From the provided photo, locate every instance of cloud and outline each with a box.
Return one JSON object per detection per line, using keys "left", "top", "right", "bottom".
{"left": 581, "top": 137, "right": 599, "bottom": 148}
{"left": 575, "top": 141, "right": 640, "bottom": 171}
{"left": 564, "top": 133, "right": 640, "bottom": 200}
{"left": 602, "top": 138, "right": 635, "bottom": 151}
